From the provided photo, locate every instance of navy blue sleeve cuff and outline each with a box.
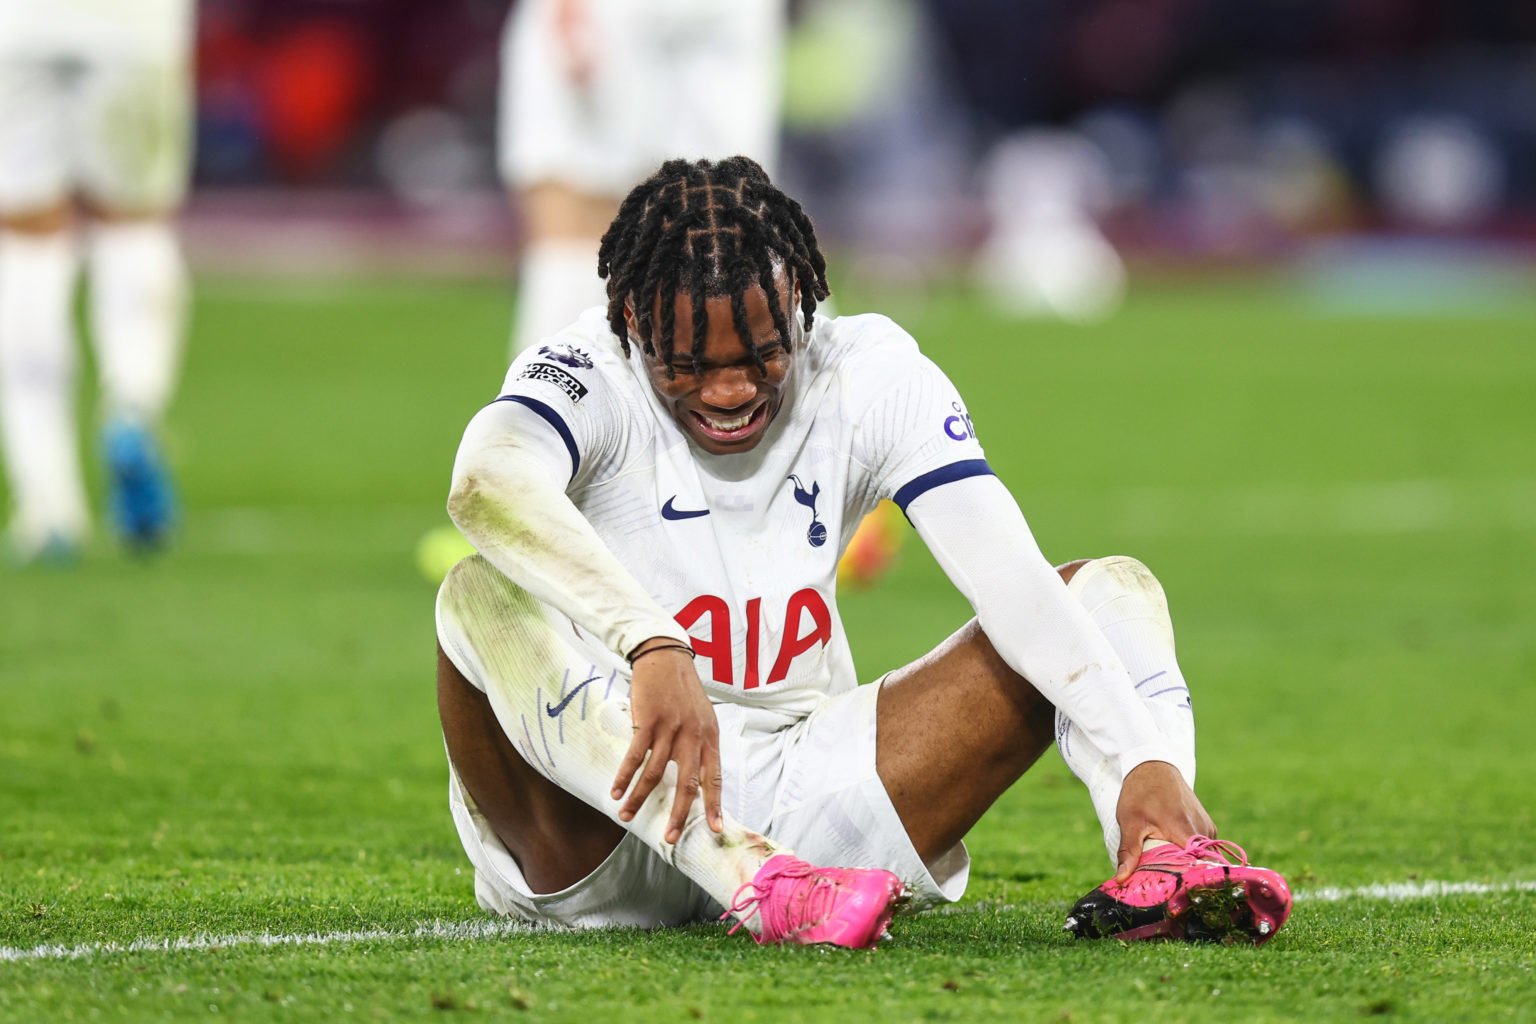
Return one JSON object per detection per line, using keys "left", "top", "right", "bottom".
{"left": 892, "top": 459, "right": 995, "bottom": 513}
{"left": 493, "top": 395, "right": 580, "bottom": 478}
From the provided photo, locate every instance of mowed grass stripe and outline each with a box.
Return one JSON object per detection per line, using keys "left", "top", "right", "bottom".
{"left": 176, "top": 474, "right": 1536, "bottom": 562}
{"left": 5, "top": 879, "right": 1531, "bottom": 964}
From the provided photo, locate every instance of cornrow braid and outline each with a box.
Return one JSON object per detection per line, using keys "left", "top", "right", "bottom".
{"left": 597, "top": 156, "right": 830, "bottom": 376}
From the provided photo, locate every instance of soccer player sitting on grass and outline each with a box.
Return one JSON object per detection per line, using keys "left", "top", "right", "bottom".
{"left": 435, "top": 156, "right": 1292, "bottom": 947}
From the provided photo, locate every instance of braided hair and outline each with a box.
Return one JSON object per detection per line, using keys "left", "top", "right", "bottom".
{"left": 597, "top": 156, "right": 830, "bottom": 376}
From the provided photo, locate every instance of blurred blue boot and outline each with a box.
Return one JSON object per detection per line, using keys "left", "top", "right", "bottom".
{"left": 103, "top": 419, "right": 176, "bottom": 552}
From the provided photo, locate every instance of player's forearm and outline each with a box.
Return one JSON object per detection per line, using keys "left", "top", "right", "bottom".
{"left": 907, "top": 476, "right": 1178, "bottom": 777}
{"left": 448, "top": 432, "right": 689, "bottom": 659}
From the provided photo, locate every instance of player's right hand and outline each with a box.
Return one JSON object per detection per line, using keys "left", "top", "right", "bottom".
{"left": 612, "top": 641, "right": 723, "bottom": 845}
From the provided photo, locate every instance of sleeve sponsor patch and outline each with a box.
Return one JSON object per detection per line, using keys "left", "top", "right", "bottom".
{"left": 517, "top": 362, "right": 588, "bottom": 403}
{"left": 942, "top": 401, "right": 977, "bottom": 441}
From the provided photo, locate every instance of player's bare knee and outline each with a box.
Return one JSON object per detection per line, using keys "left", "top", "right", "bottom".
{"left": 78, "top": 201, "right": 174, "bottom": 225}
{"left": 1, "top": 204, "right": 72, "bottom": 235}
{"left": 1056, "top": 559, "right": 1093, "bottom": 585}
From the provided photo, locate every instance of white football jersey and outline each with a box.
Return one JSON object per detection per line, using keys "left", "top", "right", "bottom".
{"left": 0, "top": 0, "right": 194, "bottom": 59}
{"left": 494, "top": 308, "right": 991, "bottom": 716}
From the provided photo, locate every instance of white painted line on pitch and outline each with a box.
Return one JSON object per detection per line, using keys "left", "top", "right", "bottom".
{"left": 4, "top": 879, "right": 1532, "bottom": 965}
{"left": 1294, "top": 879, "right": 1536, "bottom": 903}
{"left": 0, "top": 917, "right": 529, "bottom": 965}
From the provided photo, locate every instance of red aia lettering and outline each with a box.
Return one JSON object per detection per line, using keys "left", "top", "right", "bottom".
{"left": 673, "top": 589, "right": 831, "bottom": 688}
{"left": 744, "top": 596, "right": 762, "bottom": 690}
{"left": 674, "top": 594, "right": 732, "bottom": 684}
{"left": 768, "top": 589, "right": 833, "bottom": 685}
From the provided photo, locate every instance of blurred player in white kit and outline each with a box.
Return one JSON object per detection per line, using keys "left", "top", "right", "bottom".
{"left": 976, "top": 130, "right": 1126, "bottom": 323}
{"left": 500, "top": 0, "right": 787, "bottom": 359}
{"left": 0, "top": 0, "right": 193, "bottom": 561}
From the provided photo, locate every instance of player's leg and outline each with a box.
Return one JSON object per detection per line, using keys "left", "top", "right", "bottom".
{"left": 761, "top": 559, "right": 1170, "bottom": 910}
{"left": 436, "top": 554, "right": 902, "bottom": 944}
{"left": 84, "top": 210, "right": 187, "bottom": 427}
{"left": 497, "top": 0, "right": 620, "bottom": 357}
{"left": 1051, "top": 557, "right": 1289, "bottom": 943}
{"left": 873, "top": 614, "right": 1059, "bottom": 864}
{"left": 437, "top": 641, "right": 625, "bottom": 894}
{"left": 0, "top": 56, "right": 88, "bottom": 559}
{"left": 1051, "top": 556, "right": 1197, "bottom": 859}
{"left": 874, "top": 556, "right": 1289, "bottom": 942}
{"left": 0, "top": 210, "right": 87, "bottom": 560}
{"left": 875, "top": 556, "right": 1204, "bottom": 859}
{"left": 873, "top": 556, "right": 1204, "bottom": 861}
{"left": 83, "top": 209, "right": 185, "bottom": 549}
{"left": 508, "top": 182, "right": 613, "bottom": 356}
{"left": 76, "top": 53, "right": 191, "bottom": 549}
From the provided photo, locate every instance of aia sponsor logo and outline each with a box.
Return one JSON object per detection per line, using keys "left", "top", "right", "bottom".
{"left": 675, "top": 589, "right": 832, "bottom": 689}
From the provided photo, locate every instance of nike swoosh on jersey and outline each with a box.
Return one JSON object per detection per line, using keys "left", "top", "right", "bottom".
{"left": 546, "top": 675, "right": 600, "bottom": 718}
{"left": 661, "top": 497, "right": 710, "bottom": 520}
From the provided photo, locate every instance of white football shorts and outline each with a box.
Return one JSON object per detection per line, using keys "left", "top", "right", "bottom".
{"left": 498, "top": 0, "right": 785, "bottom": 196}
{"left": 0, "top": 50, "right": 192, "bottom": 216}
{"left": 440, "top": 603, "right": 969, "bottom": 929}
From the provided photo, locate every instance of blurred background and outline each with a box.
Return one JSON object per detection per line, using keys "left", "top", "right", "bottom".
{"left": 187, "top": 0, "right": 1536, "bottom": 295}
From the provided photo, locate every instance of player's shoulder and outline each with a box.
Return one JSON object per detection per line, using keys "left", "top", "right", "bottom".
{"left": 499, "top": 307, "right": 639, "bottom": 410}
{"left": 813, "top": 312, "right": 923, "bottom": 363}
{"left": 809, "top": 311, "right": 936, "bottom": 404}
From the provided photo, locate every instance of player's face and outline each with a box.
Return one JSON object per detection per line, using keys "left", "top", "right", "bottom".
{"left": 630, "top": 276, "right": 800, "bottom": 456}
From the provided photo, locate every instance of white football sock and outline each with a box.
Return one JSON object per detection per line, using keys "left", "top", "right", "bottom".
{"left": 87, "top": 221, "right": 187, "bottom": 423}
{"left": 0, "top": 231, "right": 88, "bottom": 552}
{"left": 1056, "top": 556, "right": 1198, "bottom": 863}
{"left": 510, "top": 238, "right": 606, "bottom": 357}
{"left": 436, "top": 555, "right": 785, "bottom": 932}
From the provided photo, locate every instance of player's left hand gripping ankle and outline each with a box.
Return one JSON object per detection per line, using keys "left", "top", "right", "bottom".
{"left": 1113, "top": 761, "right": 1217, "bottom": 882}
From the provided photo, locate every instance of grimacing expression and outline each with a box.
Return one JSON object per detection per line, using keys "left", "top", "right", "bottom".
{"left": 626, "top": 276, "right": 800, "bottom": 456}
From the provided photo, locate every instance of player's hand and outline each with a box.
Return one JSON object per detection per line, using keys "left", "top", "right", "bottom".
{"left": 611, "top": 639, "right": 723, "bottom": 845}
{"left": 1112, "top": 760, "right": 1216, "bottom": 883}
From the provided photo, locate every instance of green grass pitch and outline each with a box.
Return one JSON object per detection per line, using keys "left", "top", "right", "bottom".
{"left": 2, "top": 272, "right": 1534, "bottom": 1021}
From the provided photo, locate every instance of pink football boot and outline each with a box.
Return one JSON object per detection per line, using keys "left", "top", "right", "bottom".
{"left": 1064, "top": 836, "right": 1292, "bottom": 945}
{"left": 724, "top": 855, "right": 905, "bottom": 948}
